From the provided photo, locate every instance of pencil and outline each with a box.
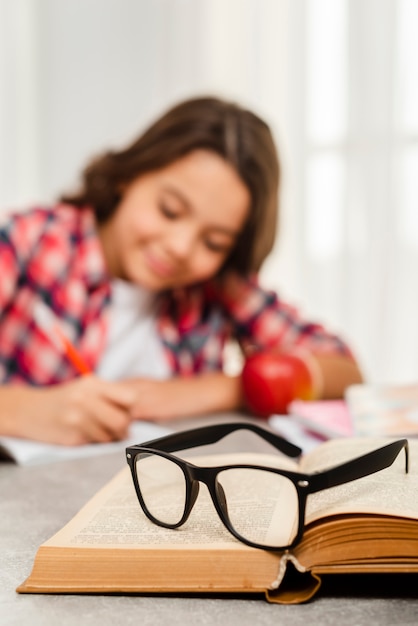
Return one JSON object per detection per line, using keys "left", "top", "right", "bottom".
{"left": 53, "top": 325, "right": 91, "bottom": 375}
{"left": 33, "top": 300, "right": 91, "bottom": 375}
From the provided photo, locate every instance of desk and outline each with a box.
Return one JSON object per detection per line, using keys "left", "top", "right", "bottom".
{"left": 1, "top": 415, "right": 418, "bottom": 625}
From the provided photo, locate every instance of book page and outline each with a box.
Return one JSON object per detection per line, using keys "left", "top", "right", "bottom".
{"left": 66, "top": 469, "right": 235, "bottom": 548}
{"left": 45, "top": 452, "right": 300, "bottom": 550}
{"left": 299, "top": 438, "right": 418, "bottom": 524}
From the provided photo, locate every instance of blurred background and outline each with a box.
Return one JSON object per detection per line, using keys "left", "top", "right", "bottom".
{"left": 1, "top": 0, "right": 417, "bottom": 385}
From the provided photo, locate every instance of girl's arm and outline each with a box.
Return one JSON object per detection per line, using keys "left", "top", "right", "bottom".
{"left": 126, "top": 347, "right": 364, "bottom": 422}
{"left": 125, "top": 373, "right": 243, "bottom": 422}
{"left": 313, "top": 351, "right": 363, "bottom": 399}
{"left": 125, "top": 349, "right": 363, "bottom": 423}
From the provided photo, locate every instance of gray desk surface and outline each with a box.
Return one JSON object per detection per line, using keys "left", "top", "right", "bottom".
{"left": 1, "top": 414, "right": 418, "bottom": 625}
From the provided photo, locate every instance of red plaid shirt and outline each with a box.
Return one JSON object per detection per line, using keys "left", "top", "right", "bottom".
{"left": 0, "top": 204, "right": 353, "bottom": 385}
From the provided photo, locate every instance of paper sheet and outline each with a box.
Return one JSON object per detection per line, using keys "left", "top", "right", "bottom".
{"left": 0, "top": 421, "right": 171, "bottom": 466}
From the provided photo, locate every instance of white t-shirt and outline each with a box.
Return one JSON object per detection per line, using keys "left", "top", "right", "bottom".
{"left": 96, "top": 280, "right": 170, "bottom": 381}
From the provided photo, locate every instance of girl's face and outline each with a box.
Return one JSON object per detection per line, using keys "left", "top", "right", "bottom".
{"left": 98, "top": 150, "right": 250, "bottom": 291}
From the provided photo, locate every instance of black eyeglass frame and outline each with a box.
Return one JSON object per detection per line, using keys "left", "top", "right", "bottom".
{"left": 126, "top": 422, "right": 409, "bottom": 551}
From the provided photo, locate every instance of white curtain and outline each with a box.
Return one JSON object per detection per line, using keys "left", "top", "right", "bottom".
{"left": 1, "top": 0, "right": 417, "bottom": 385}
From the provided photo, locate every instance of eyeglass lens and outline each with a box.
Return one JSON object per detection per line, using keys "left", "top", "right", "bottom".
{"left": 217, "top": 468, "right": 299, "bottom": 547}
{"left": 136, "top": 453, "right": 187, "bottom": 525}
{"left": 135, "top": 453, "right": 300, "bottom": 548}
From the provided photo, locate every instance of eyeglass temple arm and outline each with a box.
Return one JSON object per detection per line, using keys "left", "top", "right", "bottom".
{"left": 306, "top": 439, "right": 409, "bottom": 494}
{"left": 134, "top": 422, "right": 302, "bottom": 458}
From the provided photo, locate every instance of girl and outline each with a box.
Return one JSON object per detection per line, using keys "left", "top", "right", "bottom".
{"left": 0, "top": 96, "right": 362, "bottom": 445}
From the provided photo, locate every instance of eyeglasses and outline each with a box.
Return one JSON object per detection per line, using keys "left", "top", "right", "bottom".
{"left": 126, "top": 422, "right": 409, "bottom": 551}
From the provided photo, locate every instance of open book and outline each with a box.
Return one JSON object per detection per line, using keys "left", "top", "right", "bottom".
{"left": 17, "top": 437, "right": 418, "bottom": 604}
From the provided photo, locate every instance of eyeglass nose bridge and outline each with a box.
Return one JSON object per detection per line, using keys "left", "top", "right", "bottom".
{"left": 188, "top": 465, "right": 230, "bottom": 519}
{"left": 186, "top": 465, "right": 216, "bottom": 501}
{"left": 188, "top": 464, "right": 212, "bottom": 483}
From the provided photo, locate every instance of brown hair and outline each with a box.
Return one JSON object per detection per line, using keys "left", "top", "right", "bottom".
{"left": 62, "top": 96, "right": 280, "bottom": 275}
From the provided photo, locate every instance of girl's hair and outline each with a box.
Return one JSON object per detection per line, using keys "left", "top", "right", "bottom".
{"left": 62, "top": 96, "right": 280, "bottom": 275}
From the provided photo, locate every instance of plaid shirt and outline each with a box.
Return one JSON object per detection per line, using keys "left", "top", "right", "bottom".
{"left": 0, "top": 205, "right": 353, "bottom": 385}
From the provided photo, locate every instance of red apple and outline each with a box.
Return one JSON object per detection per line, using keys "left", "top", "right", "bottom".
{"left": 241, "top": 351, "right": 315, "bottom": 417}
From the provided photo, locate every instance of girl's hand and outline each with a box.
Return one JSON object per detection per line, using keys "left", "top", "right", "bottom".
{"left": 8, "top": 376, "right": 136, "bottom": 446}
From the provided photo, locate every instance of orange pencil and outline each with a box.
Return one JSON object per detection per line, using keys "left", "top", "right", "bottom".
{"left": 51, "top": 325, "right": 91, "bottom": 374}
{"left": 33, "top": 300, "right": 91, "bottom": 375}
